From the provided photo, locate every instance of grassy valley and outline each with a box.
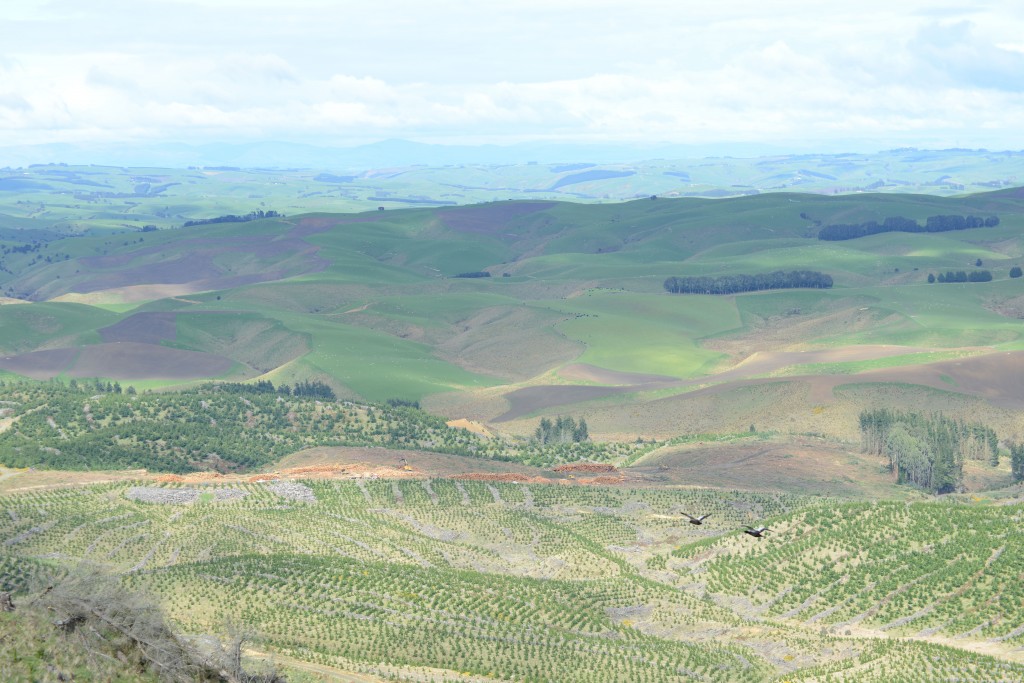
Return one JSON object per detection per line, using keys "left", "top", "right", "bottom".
{"left": 3, "top": 180, "right": 1024, "bottom": 681}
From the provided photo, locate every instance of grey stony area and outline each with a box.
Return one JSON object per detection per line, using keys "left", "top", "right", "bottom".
{"left": 125, "top": 486, "right": 250, "bottom": 505}
{"left": 265, "top": 481, "right": 317, "bottom": 503}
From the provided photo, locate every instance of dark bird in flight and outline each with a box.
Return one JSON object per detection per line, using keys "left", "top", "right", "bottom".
{"left": 743, "top": 525, "right": 771, "bottom": 538}
{"left": 682, "top": 513, "right": 710, "bottom": 525}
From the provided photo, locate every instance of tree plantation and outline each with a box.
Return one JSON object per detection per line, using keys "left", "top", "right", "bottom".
{"left": 3, "top": 477, "right": 1024, "bottom": 682}
{"left": 663, "top": 270, "right": 833, "bottom": 295}
{"left": 0, "top": 381, "right": 648, "bottom": 472}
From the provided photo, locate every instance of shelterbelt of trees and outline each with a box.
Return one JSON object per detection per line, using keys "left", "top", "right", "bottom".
{"left": 181, "top": 209, "right": 282, "bottom": 228}
{"left": 928, "top": 270, "right": 993, "bottom": 283}
{"left": 817, "top": 214, "right": 999, "bottom": 241}
{"left": 663, "top": 270, "right": 833, "bottom": 295}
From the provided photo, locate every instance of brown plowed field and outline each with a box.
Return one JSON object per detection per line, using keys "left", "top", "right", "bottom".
{"left": 99, "top": 312, "right": 178, "bottom": 344}
{"left": 0, "top": 342, "right": 236, "bottom": 380}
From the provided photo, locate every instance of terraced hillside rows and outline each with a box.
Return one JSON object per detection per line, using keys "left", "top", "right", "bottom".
{"left": 2, "top": 479, "right": 1023, "bottom": 682}
{"left": 675, "top": 500, "right": 1024, "bottom": 641}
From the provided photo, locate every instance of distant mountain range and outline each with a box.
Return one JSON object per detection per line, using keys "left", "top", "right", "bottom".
{"left": 0, "top": 138, "right": 871, "bottom": 169}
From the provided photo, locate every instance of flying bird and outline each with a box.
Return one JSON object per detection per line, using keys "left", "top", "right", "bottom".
{"left": 681, "top": 513, "right": 710, "bottom": 525}
{"left": 743, "top": 525, "right": 771, "bottom": 539}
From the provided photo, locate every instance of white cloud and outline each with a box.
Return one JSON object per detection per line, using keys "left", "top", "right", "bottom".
{"left": 1, "top": 1, "right": 1024, "bottom": 150}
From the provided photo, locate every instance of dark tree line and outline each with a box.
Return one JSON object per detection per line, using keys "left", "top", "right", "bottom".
{"left": 216, "top": 380, "right": 279, "bottom": 395}
{"left": 214, "top": 379, "right": 335, "bottom": 399}
{"left": 859, "top": 409, "right": 998, "bottom": 493}
{"left": 183, "top": 209, "right": 281, "bottom": 227}
{"left": 454, "top": 271, "right": 491, "bottom": 278}
{"left": 1010, "top": 442, "right": 1024, "bottom": 482}
{"left": 65, "top": 378, "right": 125, "bottom": 394}
{"left": 818, "top": 214, "right": 999, "bottom": 241}
{"left": 664, "top": 270, "right": 832, "bottom": 295}
{"left": 535, "top": 416, "right": 589, "bottom": 444}
{"left": 286, "top": 380, "right": 336, "bottom": 400}
{"left": 928, "top": 270, "right": 993, "bottom": 283}
{"left": 386, "top": 398, "right": 421, "bottom": 409}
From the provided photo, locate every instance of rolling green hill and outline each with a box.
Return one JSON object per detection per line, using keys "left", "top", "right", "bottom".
{"left": 4, "top": 179, "right": 1024, "bottom": 682}
{"left": 0, "top": 188, "right": 1022, "bottom": 444}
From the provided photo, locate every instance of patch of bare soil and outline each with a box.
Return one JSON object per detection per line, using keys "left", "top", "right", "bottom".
{"left": 437, "top": 202, "right": 556, "bottom": 235}
{"left": 0, "top": 342, "right": 237, "bottom": 380}
{"left": 558, "top": 364, "right": 678, "bottom": 385}
{"left": 632, "top": 436, "right": 901, "bottom": 498}
{"left": 274, "top": 446, "right": 560, "bottom": 480}
{"left": 0, "top": 347, "right": 78, "bottom": 377}
{"left": 985, "top": 294, "right": 1024, "bottom": 320}
{"left": 99, "top": 312, "right": 178, "bottom": 344}
{"left": 553, "top": 463, "right": 619, "bottom": 473}
{"left": 575, "top": 475, "right": 628, "bottom": 485}
{"left": 841, "top": 351, "right": 1024, "bottom": 408}
{"left": 446, "top": 418, "right": 493, "bottom": 437}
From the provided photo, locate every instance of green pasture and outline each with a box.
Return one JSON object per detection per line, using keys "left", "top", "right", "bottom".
{"left": 340, "top": 290, "right": 520, "bottom": 327}
{"left": 2, "top": 181, "right": 1024, "bottom": 408}
{"left": 547, "top": 290, "right": 739, "bottom": 377}
{"left": 264, "top": 312, "right": 501, "bottom": 401}
{"left": 835, "top": 278, "right": 1024, "bottom": 348}
{"left": 0, "top": 302, "right": 119, "bottom": 353}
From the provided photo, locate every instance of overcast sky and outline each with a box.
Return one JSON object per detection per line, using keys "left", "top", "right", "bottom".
{"left": 2, "top": 0, "right": 1024, "bottom": 153}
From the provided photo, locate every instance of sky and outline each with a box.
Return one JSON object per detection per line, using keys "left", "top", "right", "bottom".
{"left": 2, "top": 0, "right": 1024, "bottom": 154}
